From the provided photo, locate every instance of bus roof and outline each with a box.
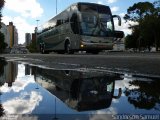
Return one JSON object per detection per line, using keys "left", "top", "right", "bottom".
{"left": 73, "top": 2, "right": 109, "bottom": 7}
{"left": 51, "top": 2, "right": 110, "bottom": 20}
{"left": 39, "top": 2, "right": 111, "bottom": 32}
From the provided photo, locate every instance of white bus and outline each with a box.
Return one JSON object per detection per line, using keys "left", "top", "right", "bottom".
{"left": 37, "top": 2, "right": 124, "bottom": 54}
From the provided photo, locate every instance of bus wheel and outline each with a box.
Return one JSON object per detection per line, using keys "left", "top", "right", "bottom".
{"left": 65, "top": 42, "right": 74, "bottom": 54}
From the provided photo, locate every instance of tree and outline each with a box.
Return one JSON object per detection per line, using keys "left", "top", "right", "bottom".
{"left": 139, "top": 15, "right": 160, "bottom": 51}
{"left": 0, "top": 0, "right": 5, "bottom": 9}
{"left": 26, "top": 40, "right": 38, "bottom": 53}
{"left": 125, "top": 25, "right": 143, "bottom": 51}
{"left": 124, "top": 2, "right": 155, "bottom": 22}
{"left": 0, "top": 0, "right": 7, "bottom": 53}
{"left": 0, "top": 58, "right": 7, "bottom": 117}
{"left": 138, "top": 1, "right": 160, "bottom": 51}
{"left": 124, "top": 79, "right": 160, "bottom": 110}
{"left": 0, "top": 0, "right": 5, "bottom": 28}
{"left": 0, "top": 32, "right": 7, "bottom": 53}
{"left": 124, "top": 1, "right": 160, "bottom": 51}
{"left": 125, "top": 35, "right": 136, "bottom": 50}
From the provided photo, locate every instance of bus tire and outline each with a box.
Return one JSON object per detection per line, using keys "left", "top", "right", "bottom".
{"left": 86, "top": 50, "right": 99, "bottom": 54}
{"left": 65, "top": 41, "right": 74, "bottom": 54}
{"left": 41, "top": 44, "right": 49, "bottom": 54}
{"left": 57, "top": 50, "right": 65, "bottom": 54}
{"left": 42, "top": 49, "right": 46, "bottom": 54}
{"left": 40, "top": 45, "right": 44, "bottom": 54}
{"left": 91, "top": 51, "right": 99, "bottom": 54}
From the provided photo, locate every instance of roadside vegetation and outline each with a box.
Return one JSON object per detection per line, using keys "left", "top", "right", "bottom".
{"left": 124, "top": 1, "right": 160, "bottom": 51}
{"left": 26, "top": 40, "right": 39, "bottom": 53}
{"left": 0, "top": 0, "right": 7, "bottom": 53}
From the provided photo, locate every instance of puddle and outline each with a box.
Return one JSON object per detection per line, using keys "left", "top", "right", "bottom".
{"left": 0, "top": 58, "right": 160, "bottom": 120}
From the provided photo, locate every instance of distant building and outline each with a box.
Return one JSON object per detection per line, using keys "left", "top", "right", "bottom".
{"left": 34, "top": 27, "right": 37, "bottom": 42}
{"left": 2, "top": 62, "right": 18, "bottom": 87}
{"left": 0, "top": 22, "right": 18, "bottom": 50}
{"left": 14, "top": 27, "right": 18, "bottom": 46}
{"left": 5, "top": 62, "right": 18, "bottom": 87}
{"left": 32, "top": 33, "right": 36, "bottom": 42}
{"left": 7, "top": 22, "right": 18, "bottom": 48}
{"left": 25, "top": 64, "right": 31, "bottom": 75}
{"left": 25, "top": 33, "right": 31, "bottom": 46}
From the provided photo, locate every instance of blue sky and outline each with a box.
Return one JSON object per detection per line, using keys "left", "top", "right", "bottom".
{"left": 2, "top": 0, "right": 155, "bottom": 44}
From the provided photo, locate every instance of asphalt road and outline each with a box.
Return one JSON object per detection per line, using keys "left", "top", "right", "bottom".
{"left": 1, "top": 52, "right": 160, "bottom": 77}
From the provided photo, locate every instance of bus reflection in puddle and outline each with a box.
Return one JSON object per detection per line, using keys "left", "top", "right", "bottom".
{"left": 33, "top": 67, "right": 123, "bottom": 111}
{"left": 1, "top": 59, "right": 160, "bottom": 120}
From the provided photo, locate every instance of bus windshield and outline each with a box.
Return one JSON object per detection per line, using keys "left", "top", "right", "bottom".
{"left": 79, "top": 4, "right": 113, "bottom": 37}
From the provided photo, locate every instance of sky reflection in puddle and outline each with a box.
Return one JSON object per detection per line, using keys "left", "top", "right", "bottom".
{"left": 0, "top": 58, "right": 160, "bottom": 120}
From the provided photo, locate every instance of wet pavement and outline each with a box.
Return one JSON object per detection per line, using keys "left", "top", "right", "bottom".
{"left": 0, "top": 58, "right": 160, "bottom": 120}
{"left": 1, "top": 53, "right": 160, "bottom": 77}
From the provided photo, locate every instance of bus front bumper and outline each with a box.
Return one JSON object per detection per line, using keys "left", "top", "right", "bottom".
{"left": 80, "top": 42, "right": 113, "bottom": 50}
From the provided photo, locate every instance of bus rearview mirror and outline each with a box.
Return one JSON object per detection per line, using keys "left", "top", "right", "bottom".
{"left": 114, "top": 31, "right": 124, "bottom": 38}
{"left": 112, "top": 15, "right": 121, "bottom": 26}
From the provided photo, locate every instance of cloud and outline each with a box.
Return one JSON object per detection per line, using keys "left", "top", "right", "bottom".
{"left": 90, "top": 107, "right": 118, "bottom": 120}
{"left": 1, "top": 64, "right": 43, "bottom": 114}
{"left": 3, "top": 91, "right": 43, "bottom": 114}
{"left": 5, "top": 0, "right": 43, "bottom": 18}
{"left": 114, "top": 13, "right": 138, "bottom": 36}
{"left": 97, "top": 1, "right": 103, "bottom": 4}
{"left": 2, "top": 0, "right": 43, "bottom": 44}
{"left": 97, "top": 0, "right": 118, "bottom": 5}
{"left": 1, "top": 115, "right": 38, "bottom": 120}
{"left": 2, "top": 16, "right": 35, "bottom": 44}
{"left": 111, "top": 6, "right": 119, "bottom": 13}
{"left": 106, "top": 0, "right": 117, "bottom": 4}
{"left": 115, "top": 74, "right": 140, "bottom": 91}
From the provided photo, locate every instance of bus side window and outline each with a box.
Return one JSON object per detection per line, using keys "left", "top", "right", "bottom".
{"left": 64, "top": 17, "right": 69, "bottom": 23}
{"left": 71, "top": 5, "right": 78, "bottom": 11}
{"left": 63, "top": 13, "right": 69, "bottom": 23}
{"left": 65, "top": 8, "right": 70, "bottom": 23}
{"left": 58, "top": 10, "right": 69, "bottom": 25}
{"left": 56, "top": 19, "right": 62, "bottom": 26}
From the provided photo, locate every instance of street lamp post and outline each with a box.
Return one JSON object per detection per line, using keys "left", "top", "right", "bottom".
{"left": 56, "top": 0, "right": 57, "bottom": 15}
{"left": 36, "top": 20, "right": 40, "bottom": 51}
{"left": 36, "top": 20, "right": 40, "bottom": 31}
{"left": 35, "top": 20, "right": 39, "bottom": 37}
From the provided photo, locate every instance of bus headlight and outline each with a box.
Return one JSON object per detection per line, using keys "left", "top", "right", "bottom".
{"left": 81, "top": 44, "right": 84, "bottom": 48}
